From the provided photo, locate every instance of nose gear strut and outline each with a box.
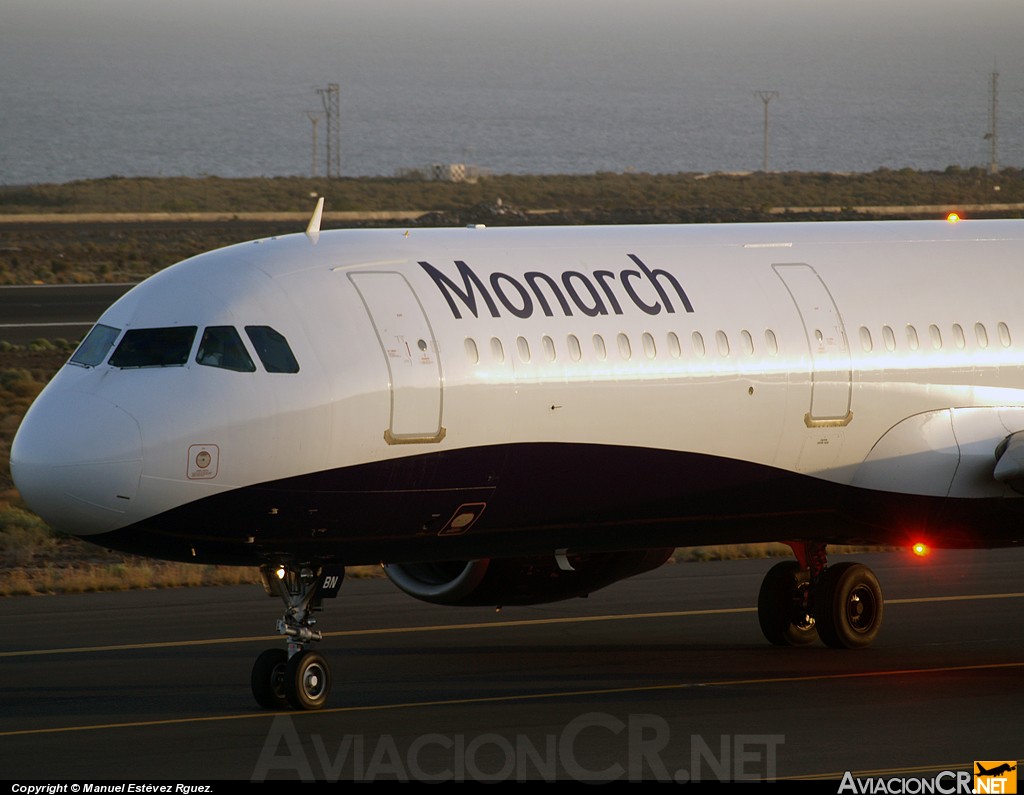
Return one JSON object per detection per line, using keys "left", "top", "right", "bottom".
{"left": 251, "top": 563, "right": 343, "bottom": 710}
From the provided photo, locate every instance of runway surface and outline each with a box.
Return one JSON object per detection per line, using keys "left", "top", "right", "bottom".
{"left": 1, "top": 549, "right": 1022, "bottom": 782}
{"left": 0, "top": 284, "right": 132, "bottom": 345}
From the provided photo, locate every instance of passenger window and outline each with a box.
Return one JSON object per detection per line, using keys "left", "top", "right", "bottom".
{"left": 542, "top": 335, "right": 556, "bottom": 362}
{"left": 998, "top": 322, "right": 1011, "bottom": 347}
{"left": 593, "top": 334, "right": 607, "bottom": 361}
{"left": 952, "top": 324, "right": 966, "bottom": 349}
{"left": 197, "top": 326, "right": 256, "bottom": 372}
{"left": 490, "top": 337, "right": 505, "bottom": 363}
{"left": 906, "top": 325, "right": 919, "bottom": 351}
{"left": 692, "top": 331, "right": 706, "bottom": 357}
{"left": 975, "top": 323, "right": 989, "bottom": 349}
{"left": 464, "top": 337, "right": 480, "bottom": 364}
{"left": 882, "top": 325, "right": 896, "bottom": 352}
{"left": 716, "top": 330, "right": 730, "bottom": 357}
{"left": 70, "top": 324, "right": 121, "bottom": 367}
{"left": 642, "top": 332, "right": 656, "bottom": 359}
{"left": 929, "top": 325, "right": 942, "bottom": 350}
{"left": 567, "top": 334, "right": 582, "bottom": 362}
{"left": 667, "top": 332, "right": 681, "bottom": 359}
{"left": 617, "top": 333, "right": 632, "bottom": 360}
{"left": 740, "top": 330, "right": 754, "bottom": 356}
{"left": 764, "top": 329, "right": 779, "bottom": 356}
{"left": 516, "top": 336, "right": 531, "bottom": 363}
{"left": 109, "top": 326, "right": 197, "bottom": 368}
{"left": 244, "top": 326, "right": 300, "bottom": 373}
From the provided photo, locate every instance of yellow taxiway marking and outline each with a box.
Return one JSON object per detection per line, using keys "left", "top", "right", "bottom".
{"left": 2, "top": 591, "right": 1023, "bottom": 659}
{"left": 0, "top": 607, "right": 753, "bottom": 658}
{"left": 1, "top": 661, "right": 1023, "bottom": 739}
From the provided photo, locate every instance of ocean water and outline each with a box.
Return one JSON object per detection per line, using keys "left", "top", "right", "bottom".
{"left": 1, "top": 0, "right": 1022, "bottom": 185}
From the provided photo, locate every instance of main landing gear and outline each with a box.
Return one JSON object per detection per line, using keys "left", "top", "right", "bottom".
{"left": 251, "top": 563, "right": 343, "bottom": 710}
{"left": 757, "top": 542, "right": 883, "bottom": 649}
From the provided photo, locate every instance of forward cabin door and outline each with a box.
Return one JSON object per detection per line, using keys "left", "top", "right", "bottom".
{"left": 773, "top": 263, "right": 853, "bottom": 426}
{"left": 349, "top": 272, "right": 446, "bottom": 444}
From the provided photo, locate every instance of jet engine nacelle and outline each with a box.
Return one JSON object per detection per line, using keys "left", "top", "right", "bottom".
{"left": 384, "top": 548, "right": 675, "bottom": 606}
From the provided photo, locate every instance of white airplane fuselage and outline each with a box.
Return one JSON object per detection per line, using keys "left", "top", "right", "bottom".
{"left": 12, "top": 220, "right": 1024, "bottom": 570}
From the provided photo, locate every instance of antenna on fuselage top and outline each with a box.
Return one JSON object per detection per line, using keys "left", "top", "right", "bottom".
{"left": 305, "top": 196, "right": 325, "bottom": 245}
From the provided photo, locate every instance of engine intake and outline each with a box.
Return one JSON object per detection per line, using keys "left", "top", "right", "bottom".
{"left": 385, "top": 548, "right": 674, "bottom": 606}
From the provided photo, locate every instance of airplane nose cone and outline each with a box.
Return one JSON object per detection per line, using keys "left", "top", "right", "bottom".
{"left": 11, "top": 390, "right": 143, "bottom": 535}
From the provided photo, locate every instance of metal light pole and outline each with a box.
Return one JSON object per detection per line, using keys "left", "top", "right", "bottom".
{"left": 316, "top": 83, "right": 341, "bottom": 178}
{"left": 755, "top": 91, "right": 779, "bottom": 172}
{"left": 305, "top": 111, "right": 322, "bottom": 178}
{"left": 986, "top": 67, "right": 999, "bottom": 174}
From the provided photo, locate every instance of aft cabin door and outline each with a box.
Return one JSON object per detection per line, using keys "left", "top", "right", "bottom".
{"left": 773, "top": 263, "right": 852, "bottom": 426}
{"left": 349, "top": 272, "right": 445, "bottom": 444}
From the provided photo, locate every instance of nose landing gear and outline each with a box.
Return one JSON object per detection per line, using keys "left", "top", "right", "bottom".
{"left": 757, "top": 543, "right": 883, "bottom": 649}
{"left": 251, "top": 563, "right": 343, "bottom": 710}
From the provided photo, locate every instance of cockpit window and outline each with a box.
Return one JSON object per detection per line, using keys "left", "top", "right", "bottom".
{"left": 109, "top": 326, "right": 197, "bottom": 368}
{"left": 70, "top": 324, "right": 121, "bottom": 367}
{"left": 196, "top": 326, "right": 256, "bottom": 372}
{"left": 245, "top": 326, "right": 300, "bottom": 373}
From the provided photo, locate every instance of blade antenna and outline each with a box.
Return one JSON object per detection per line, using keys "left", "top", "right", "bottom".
{"left": 305, "top": 197, "right": 325, "bottom": 245}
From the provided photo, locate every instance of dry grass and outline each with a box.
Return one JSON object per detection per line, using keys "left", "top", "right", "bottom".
{"left": 0, "top": 561, "right": 259, "bottom": 596}
{"left": 671, "top": 543, "right": 892, "bottom": 563}
{"left": 2, "top": 171, "right": 1022, "bottom": 218}
{"left": 0, "top": 526, "right": 261, "bottom": 596}
{"left": 0, "top": 525, "right": 391, "bottom": 597}
{"left": 673, "top": 543, "right": 793, "bottom": 562}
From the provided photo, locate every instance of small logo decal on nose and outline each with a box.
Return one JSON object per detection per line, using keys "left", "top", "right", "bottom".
{"left": 188, "top": 444, "right": 219, "bottom": 480}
